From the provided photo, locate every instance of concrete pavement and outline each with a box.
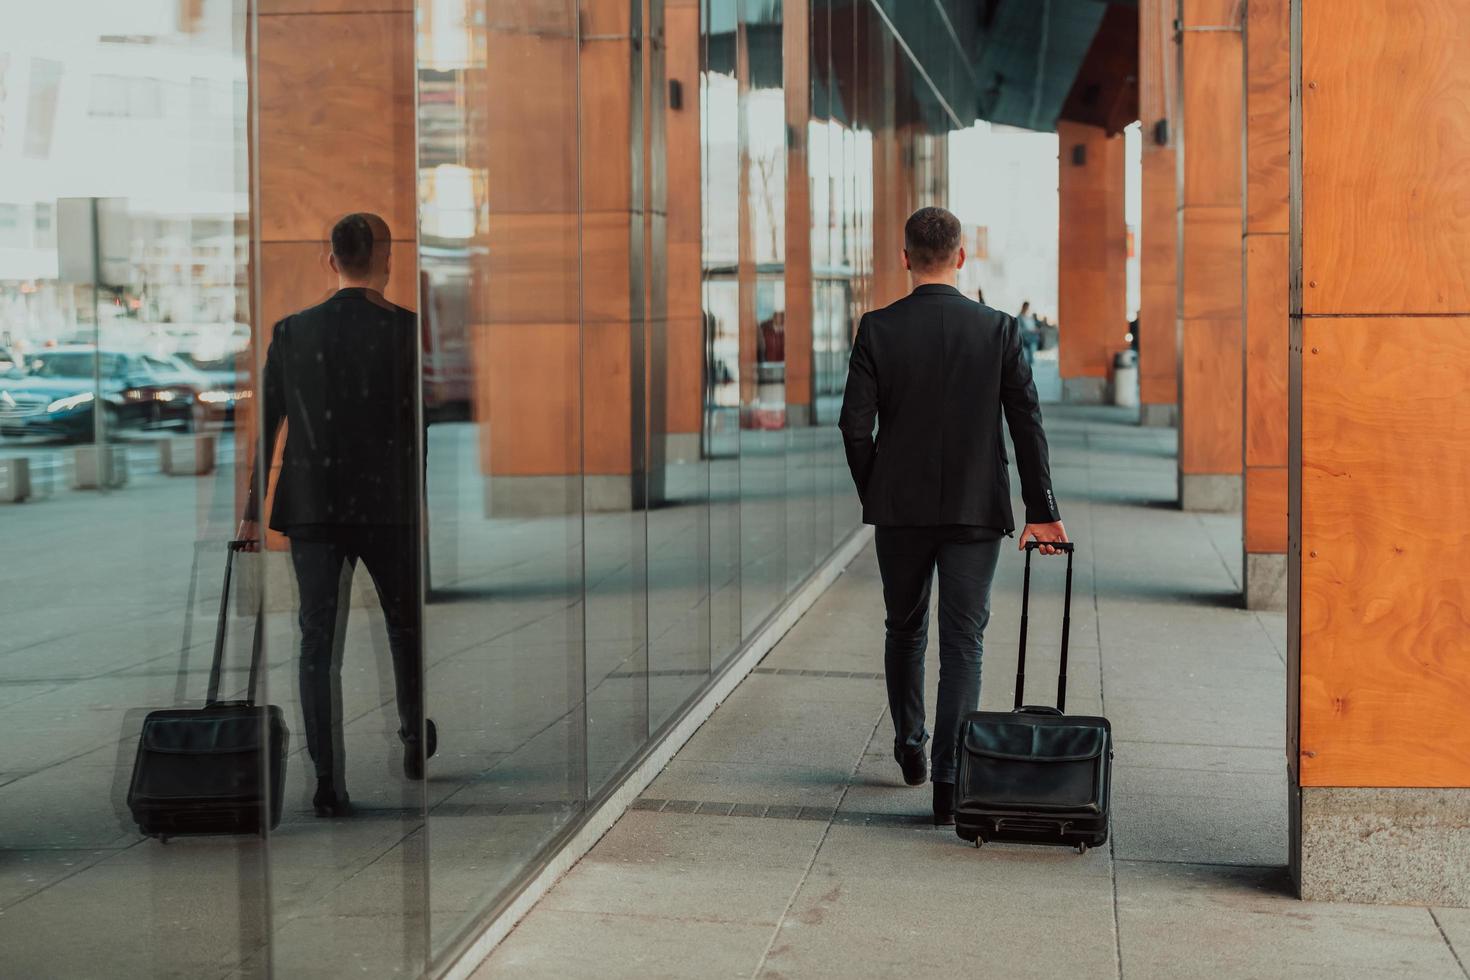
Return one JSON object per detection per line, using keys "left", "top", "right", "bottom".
{"left": 475, "top": 407, "right": 1470, "bottom": 980}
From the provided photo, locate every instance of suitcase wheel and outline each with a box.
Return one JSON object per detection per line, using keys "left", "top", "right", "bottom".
{"left": 1075, "top": 842, "right": 1088, "bottom": 855}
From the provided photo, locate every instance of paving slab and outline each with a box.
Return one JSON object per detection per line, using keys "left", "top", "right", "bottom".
{"left": 1115, "top": 861, "right": 1462, "bottom": 979}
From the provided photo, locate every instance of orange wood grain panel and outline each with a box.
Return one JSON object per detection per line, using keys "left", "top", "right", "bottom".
{"left": 1245, "top": 466, "right": 1288, "bottom": 553}
{"left": 582, "top": 320, "right": 633, "bottom": 474}
{"left": 1245, "top": 0, "right": 1289, "bottom": 233}
{"left": 666, "top": 1, "right": 702, "bottom": 248}
{"left": 259, "top": 0, "right": 411, "bottom": 11}
{"left": 784, "top": 0, "right": 812, "bottom": 411}
{"left": 581, "top": 0, "right": 632, "bottom": 37}
{"left": 473, "top": 321, "right": 581, "bottom": 476}
{"left": 1139, "top": 147, "right": 1178, "bottom": 403}
{"left": 256, "top": 13, "right": 415, "bottom": 242}
{"left": 1182, "top": 0, "right": 1240, "bottom": 26}
{"left": 1058, "top": 121, "right": 1126, "bottom": 380}
{"left": 1180, "top": 317, "right": 1242, "bottom": 475}
{"left": 1181, "top": 205, "right": 1242, "bottom": 320}
{"left": 663, "top": 314, "right": 704, "bottom": 435}
{"left": 579, "top": 37, "right": 635, "bottom": 213}
{"left": 581, "top": 210, "right": 634, "bottom": 324}
{"left": 1244, "top": 234, "right": 1288, "bottom": 467}
{"left": 1138, "top": 282, "right": 1178, "bottom": 404}
{"left": 484, "top": 28, "right": 579, "bottom": 213}
{"left": 1139, "top": 0, "right": 1175, "bottom": 128}
{"left": 483, "top": 212, "right": 580, "bottom": 325}
{"left": 1180, "top": 31, "right": 1242, "bottom": 209}
{"left": 1302, "top": 1, "right": 1470, "bottom": 315}
{"left": 1299, "top": 317, "right": 1470, "bottom": 786}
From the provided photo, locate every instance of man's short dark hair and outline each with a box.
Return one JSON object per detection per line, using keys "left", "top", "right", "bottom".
{"left": 904, "top": 206, "right": 962, "bottom": 271}
{"left": 331, "top": 212, "right": 389, "bottom": 277}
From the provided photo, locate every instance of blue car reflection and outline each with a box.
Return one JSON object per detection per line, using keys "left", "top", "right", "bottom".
{"left": 0, "top": 347, "right": 207, "bottom": 442}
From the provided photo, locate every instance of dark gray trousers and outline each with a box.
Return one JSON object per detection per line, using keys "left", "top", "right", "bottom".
{"left": 874, "top": 525, "right": 1002, "bottom": 784}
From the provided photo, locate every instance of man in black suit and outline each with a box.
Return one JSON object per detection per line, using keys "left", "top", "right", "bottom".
{"left": 839, "top": 206, "right": 1067, "bottom": 826}
{"left": 240, "top": 213, "right": 435, "bottom": 817}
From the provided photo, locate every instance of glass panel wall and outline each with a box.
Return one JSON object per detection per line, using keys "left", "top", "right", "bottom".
{"left": 0, "top": 1, "right": 969, "bottom": 976}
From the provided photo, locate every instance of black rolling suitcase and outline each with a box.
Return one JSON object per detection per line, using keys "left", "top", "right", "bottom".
{"left": 127, "top": 541, "right": 288, "bottom": 840}
{"left": 954, "top": 541, "right": 1112, "bottom": 853}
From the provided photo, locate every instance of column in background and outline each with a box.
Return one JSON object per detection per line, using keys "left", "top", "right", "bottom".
{"left": 1057, "top": 120, "right": 1126, "bottom": 404}
{"left": 1138, "top": 0, "right": 1178, "bottom": 427}
{"left": 1176, "top": 0, "right": 1243, "bottom": 511}
{"left": 1242, "top": 0, "right": 1289, "bottom": 609}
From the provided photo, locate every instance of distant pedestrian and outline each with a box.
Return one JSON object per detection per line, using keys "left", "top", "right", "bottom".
{"left": 1018, "top": 301, "right": 1041, "bottom": 365}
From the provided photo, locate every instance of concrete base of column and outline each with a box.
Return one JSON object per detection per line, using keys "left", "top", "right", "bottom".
{"left": 70, "top": 445, "right": 128, "bottom": 490}
{"left": 1138, "top": 402, "right": 1177, "bottom": 428}
{"left": 1062, "top": 376, "right": 1109, "bottom": 404}
{"left": 1296, "top": 786, "right": 1470, "bottom": 906}
{"left": 0, "top": 458, "right": 31, "bottom": 502}
{"left": 1179, "top": 473, "right": 1241, "bottom": 512}
{"left": 1244, "top": 552, "right": 1288, "bottom": 611}
{"left": 648, "top": 433, "right": 701, "bottom": 506}
{"left": 786, "top": 403, "right": 813, "bottom": 428}
{"left": 486, "top": 475, "right": 635, "bottom": 516}
{"left": 160, "top": 436, "right": 217, "bottom": 476}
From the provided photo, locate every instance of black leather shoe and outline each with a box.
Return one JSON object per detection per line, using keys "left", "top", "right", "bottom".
{"left": 402, "top": 719, "right": 438, "bottom": 781}
{"left": 894, "top": 745, "right": 928, "bottom": 787}
{"left": 313, "top": 779, "right": 352, "bottom": 818}
{"left": 932, "top": 781, "right": 956, "bottom": 827}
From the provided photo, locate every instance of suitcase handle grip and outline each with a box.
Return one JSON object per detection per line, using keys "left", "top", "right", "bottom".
{"left": 207, "top": 541, "right": 264, "bottom": 706}
{"left": 1013, "top": 542, "right": 1076, "bottom": 713}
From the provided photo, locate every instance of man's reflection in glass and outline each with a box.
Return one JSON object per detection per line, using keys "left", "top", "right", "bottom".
{"left": 241, "top": 213, "right": 433, "bottom": 817}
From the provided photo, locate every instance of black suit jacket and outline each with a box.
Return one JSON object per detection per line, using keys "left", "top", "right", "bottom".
{"left": 248, "top": 288, "right": 419, "bottom": 532}
{"left": 837, "top": 283, "right": 1060, "bottom": 531}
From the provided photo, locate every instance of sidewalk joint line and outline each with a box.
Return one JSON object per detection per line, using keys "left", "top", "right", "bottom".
{"left": 1431, "top": 908, "right": 1470, "bottom": 979}
{"left": 751, "top": 710, "right": 885, "bottom": 978}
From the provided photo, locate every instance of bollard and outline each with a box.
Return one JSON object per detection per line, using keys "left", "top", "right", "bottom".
{"left": 0, "top": 457, "right": 31, "bottom": 503}
{"left": 160, "top": 435, "right": 216, "bottom": 476}
{"left": 70, "top": 444, "right": 129, "bottom": 490}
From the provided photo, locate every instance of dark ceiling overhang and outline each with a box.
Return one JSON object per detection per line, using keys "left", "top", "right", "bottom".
{"left": 971, "top": 0, "right": 1138, "bottom": 133}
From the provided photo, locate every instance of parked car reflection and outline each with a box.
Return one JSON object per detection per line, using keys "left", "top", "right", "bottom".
{"left": 0, "top": 347, "right": 206, "bottom": 441}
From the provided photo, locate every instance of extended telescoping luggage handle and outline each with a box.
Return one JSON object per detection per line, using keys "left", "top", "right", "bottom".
{"left": 204, "top": 540, "right": 265, "bottom": 706}
{"left": 1014, "top": 540, "right": 1075, "bottom": 713}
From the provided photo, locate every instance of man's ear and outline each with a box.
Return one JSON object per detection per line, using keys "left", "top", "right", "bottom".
{"left": 955, "top": 246, "right": 966, "bottom": 271}
{"left": 327, "top": 252, "right": 340, "bottom": 275}
{"left": 902, "top": 248, "right": 912, "bottom": 271}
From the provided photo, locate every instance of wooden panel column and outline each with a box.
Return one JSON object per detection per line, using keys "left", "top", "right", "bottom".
{"left": 784, "top": 0, "right": 813, "bottom": 425}
{"left": 471, "top": 5, "right": 583, "bottom": 516}
{"left": 1176, "top": 0, "right": 1243, "bottom": 511}
{"left": 252, "top": 0, "right": 417, "bottom": 548}
{"left": 1241, "top": 0, "right": 1289, "bottom": 609}
{"left": 1057, "top": 121, "right": 1126, "bottom": 404}
{"left": 660, "top": 0, "right": 703, "bottom": 456}
{"left": 1291, "top": 0, "right": 1470, "bottom": 905}
{"left": 1138, "top": 0, "right": 1178, "bottom": 426}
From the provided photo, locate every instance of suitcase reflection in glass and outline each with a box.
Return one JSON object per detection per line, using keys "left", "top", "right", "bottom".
{"left": 127, "top": 541, "right": 288, "bottom": 840}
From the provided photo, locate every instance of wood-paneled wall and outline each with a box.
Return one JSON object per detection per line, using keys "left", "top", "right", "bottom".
{"left": 250, "top": 1, "right": 417, "bottom": 547}
{"left": 784, "top": 0, "right": 813, "bottom": 416}
{"left": 472, "top": 6, "right": 584, "bottom": 480}
{"left": 1139, "top": 0, "right": 1177, "bottom": 407}
{"left": 1057, "top": 121, "right": 1126, "bottom": 384}
{"left": 1296, "top": 0, "right": 1470, "bottom": 788}
{"left": 1243, "top": 0, "right": 1290, "bottom": 559}
{"left": 1177, "top": 7, "right": 1243, "bottom": 483}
